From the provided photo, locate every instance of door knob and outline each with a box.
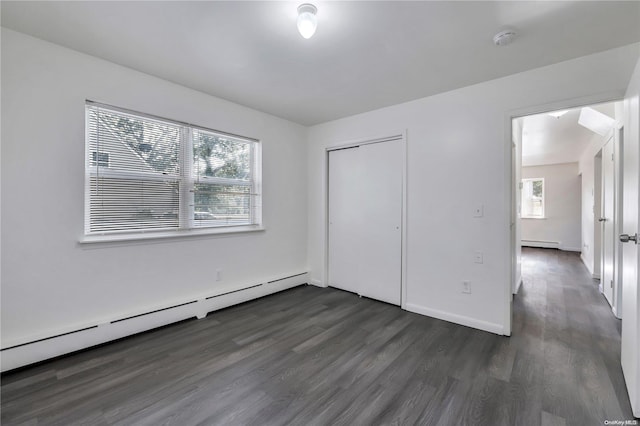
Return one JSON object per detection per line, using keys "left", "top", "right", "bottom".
{"left": 598, "top": 218, "right": 607, "bottom": 222}
{"left": 619, "top": 233, "right": 638, "bottom": 244}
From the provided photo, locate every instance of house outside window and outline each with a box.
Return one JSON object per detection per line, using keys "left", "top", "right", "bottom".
{"left": 521, "top": 178, "right": 544, "bottom": 218}
{"left": 85, "top": 102, "right": 262, "bottom": 238}
{"left": 90, "top": 151, "right": 110, "bottom": 167}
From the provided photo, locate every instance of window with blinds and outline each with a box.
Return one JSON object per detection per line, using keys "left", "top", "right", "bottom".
{"left": 85, "top": 102, "right": 261, "bottom": 236}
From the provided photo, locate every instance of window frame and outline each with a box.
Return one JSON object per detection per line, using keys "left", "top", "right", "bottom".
{"left": 189, "top": 127, "right": 258, "bottom": 229}
{"left": 520, "top": 177, "right": 545, "bottom": 219}
{"left": 82, "top": 101, "right": 263, "bottom": 243}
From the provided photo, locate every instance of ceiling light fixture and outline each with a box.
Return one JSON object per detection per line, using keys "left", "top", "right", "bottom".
{"left": 548, "top": 110, "right": 569, "bottom": 119}
{"left": 493, "top": 29, "right": 517, "bottom": 46}
{"left": 297, "top": 3, "right": 318, "bottom": 39}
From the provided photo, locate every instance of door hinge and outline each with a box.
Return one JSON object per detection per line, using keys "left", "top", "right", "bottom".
{"left": 611, "top": 280, "right": 613, "bottom": 288}
{"left": 611, "top": 153, "right": 614, "bottom": 161}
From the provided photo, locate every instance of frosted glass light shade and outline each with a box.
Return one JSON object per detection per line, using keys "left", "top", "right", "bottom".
{"left": 297, "top": 4, "right": 317, "bottom": 39}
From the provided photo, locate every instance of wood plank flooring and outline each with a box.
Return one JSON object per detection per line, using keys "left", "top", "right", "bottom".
{"left": 1, "top": 247, "right": 635, "bottom": 425}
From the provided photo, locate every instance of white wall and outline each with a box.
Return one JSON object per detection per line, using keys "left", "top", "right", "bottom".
{"left": 621, "top": 54, "right": 640, "bottom": 418}
{"left": 307, "top": 43, "right": 640, "bottom": 335}
{"left": 1, "top": 30, "right": 308, "bottom": 349}
{"left": 521, "top": 163, "right": 582, "bottom": 251}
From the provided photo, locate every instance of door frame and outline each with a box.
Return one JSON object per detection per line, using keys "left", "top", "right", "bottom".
{"left": 601, "top": 133, "right": 616, "bottom": 307}
{"left": 506, "top": 91, "right": 624, "bottom": 336}
{"left": 323, "top": 131, "right": 408, "bottom": 309}
{"left": 594, "top": 149, "right": 603, "bottom": 280}
{"left": 597, "top": 126, "right": 624, "bottom": 318}
{"left": 613, "top": 126, "right": 624, "bottom": 319}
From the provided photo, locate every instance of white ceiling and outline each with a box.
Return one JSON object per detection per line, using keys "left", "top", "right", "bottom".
{"left": 2, "top": 1, "right": 639, "bottom": 126}
{"left": 520, "top": 102, "right": 616, "bottom": 167}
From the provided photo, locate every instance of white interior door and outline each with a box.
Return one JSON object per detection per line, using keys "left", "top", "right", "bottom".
{"left": 327, "top": 139, "right": 403, "bottom": 306}
{"left": 328, "top": 147, "right": 361, "bottom": 294}
{"left": 601, "top": 137, "right": 615, "bottom": 305}
{"left": 620, "top": 92, "right": 639, "bottom": 418}
{"left": 357, "top": 141, "right": 402, "bottom": 305}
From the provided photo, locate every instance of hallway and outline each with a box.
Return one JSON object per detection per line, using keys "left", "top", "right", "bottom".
{"left": 515, "top": 247, "right": 634, "bottom": 424}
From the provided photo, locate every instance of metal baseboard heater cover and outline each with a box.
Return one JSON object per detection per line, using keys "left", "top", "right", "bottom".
{"left": 521, "top": 240, "right": 560, "bottom": 249}
{"left": 1, "top": 272, "right": 308, "bottom": 372}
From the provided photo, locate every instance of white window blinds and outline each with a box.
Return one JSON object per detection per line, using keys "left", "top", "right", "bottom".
{"left": 85, "top": 103, "right": 261, "bottom": 236}
{"left": 192, "top": 129, "right": 254, "bottom": 228}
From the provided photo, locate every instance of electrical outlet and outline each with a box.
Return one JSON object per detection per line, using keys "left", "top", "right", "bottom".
{"left": 474, "top": 252, "right": 483, "bottom": 264}
{"left": 216, "top": 269, "right": 222, "bottom": 281}
{"left": 462, "top": 281, "right": 471, "bottom": 294}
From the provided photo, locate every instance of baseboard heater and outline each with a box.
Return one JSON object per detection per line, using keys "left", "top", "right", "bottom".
{"left": 521, "top": 240, "right": 559, "bottom": 249}
{"left": 1, "top": 272, "right": 308, "bottom": 372}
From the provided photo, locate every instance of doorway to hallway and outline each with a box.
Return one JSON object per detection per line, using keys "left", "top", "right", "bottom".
{"left": 512, "top": 101, "right": 622, "bottom": 318}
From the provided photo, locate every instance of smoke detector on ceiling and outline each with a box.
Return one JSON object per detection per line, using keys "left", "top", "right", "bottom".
{"left": 493, "top": 29, "right": 517, "bottom": 46}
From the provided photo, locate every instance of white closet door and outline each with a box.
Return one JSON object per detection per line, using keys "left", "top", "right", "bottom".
{"left": 357, "top": 141, "right": 402, "bottom": 305}
{"left": 328, "top": 147, "right": 361, "bottom": 294}
{"left": 328, "top": 139, "right": 402, "bottom": 306}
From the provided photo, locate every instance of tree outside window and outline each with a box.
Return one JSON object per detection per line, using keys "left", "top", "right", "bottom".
{"left": 521, "top": 178, "right": 544, "bottom": 218}
{"left": 85, "top": 103, "right": 261, "bottom": 236}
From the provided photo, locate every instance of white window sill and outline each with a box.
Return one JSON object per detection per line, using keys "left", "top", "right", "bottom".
{"left": 79, "top": 225, "right": 265, "bottom": 245}
{"left": 521, "top": 216, "right": 546, "bottom": 220}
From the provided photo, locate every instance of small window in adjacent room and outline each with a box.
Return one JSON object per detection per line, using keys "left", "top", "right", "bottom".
{"left": 84, "top": 102, "right": 262, "bottom": 239}
{"left": 521, "top": 178, "right": 544, "bottom": 218}
{"left": 90, "top": 151, "right": 110, "bottom": 167}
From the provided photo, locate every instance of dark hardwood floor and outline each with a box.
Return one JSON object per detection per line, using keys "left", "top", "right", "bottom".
{"left": 1, "top": 247, "right": 635, "bottom": 425}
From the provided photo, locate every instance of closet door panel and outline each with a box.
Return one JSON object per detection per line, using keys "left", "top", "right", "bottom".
{"left": 358, "top": 141, "right": 402, "bottom": 305}
{"left": 328, "top": 147, "right": 361, "bottom": 294}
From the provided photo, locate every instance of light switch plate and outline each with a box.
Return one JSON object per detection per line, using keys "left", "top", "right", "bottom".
{"left": 474, "top": 252, "right": 483, "bottom": 264}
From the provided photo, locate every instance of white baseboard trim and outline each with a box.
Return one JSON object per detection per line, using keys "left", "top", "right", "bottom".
{"left": 513, "top": 275, "right": 523, "bottom": 295}
{"left": 612, "top": 305, "right": 621, "bottom": 320}
{"left": 580, "top": 253, "right": 594, "bottom": 275}
{"left": 309, "top": 278, "right": 324, "bottom": 287}
{"left": 405, "top": 303, "right": 505, "bottom": 335}
{"left": 1, "top": 272, "right": 308, "bottom": 372}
